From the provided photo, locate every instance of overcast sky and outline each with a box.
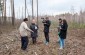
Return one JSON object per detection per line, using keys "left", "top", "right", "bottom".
{"left": 6, "top": 0, "right": 85, "bottom": 18}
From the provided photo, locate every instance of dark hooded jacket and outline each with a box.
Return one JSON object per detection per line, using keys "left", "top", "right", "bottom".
{"left": 43, "top": 20, "right": 51, "bottom": 33}
{"left": 30, "top": 23, "right": 38, "bottom": 37}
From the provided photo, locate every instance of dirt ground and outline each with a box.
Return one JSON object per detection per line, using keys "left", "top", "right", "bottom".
{"left": 0, "top": 25, "right": 85, "bottom": 55}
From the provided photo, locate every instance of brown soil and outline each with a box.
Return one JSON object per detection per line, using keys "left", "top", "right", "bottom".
{"left": 0, "top": 26, "right": 85, "bottom": 55}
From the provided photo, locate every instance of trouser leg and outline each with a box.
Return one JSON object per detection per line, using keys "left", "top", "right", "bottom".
{"left": 21, "top": 36, "right": 28, "bottom": 50}
{"left": 44, "top": 32, "right": 49, "bottom": 42}
{"left": 32, "top": 37, "right": 36, "bottom": 44}
{"left": 60, "top": 38, "right": 64, "bottom": 48}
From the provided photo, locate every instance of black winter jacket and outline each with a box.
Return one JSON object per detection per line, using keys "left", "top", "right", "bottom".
{"left": 43, "top": 20, "right": 51, "bottom": 33}
{"left": 30, "top": 23, "right": 38, "bottom": 37}
{"left": 59, "top": 23, "right": 68, "bottom": 39}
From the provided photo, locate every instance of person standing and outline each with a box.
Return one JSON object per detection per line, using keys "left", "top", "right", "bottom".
{"left": 42, "top": 17, "right": 51, "bottom": 45}
{"left": 19, "top": 18, "right": 33, "bottom": 50}
{"left": 30, "top": 19, "right": 38, "bottom": 44}
{"left": 59, "top": 19, "right": 68, "bottom": 49}
{"left": 57, "top": 18, "right": 62, "bottom": 42}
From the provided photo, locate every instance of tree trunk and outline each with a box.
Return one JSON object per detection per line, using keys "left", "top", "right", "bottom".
{"left": 0, "top": 0, "right": 4, "bottom": 24}
{"left": 32, "top": 0, "right": 34, "bottom": 19}
{"left": 3, "top": 0, "right": 6, "bottom": 25}
{"left": 10, "top": 0, "right": 15, "bottom": 26}
{"left": 25, "top": 0, "right": 26, "bottom": 18}
{"left": 37, "top": 0, "right": 38, "bottom": 26}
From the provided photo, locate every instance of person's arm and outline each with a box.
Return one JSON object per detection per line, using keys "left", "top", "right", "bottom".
{"left": 61, "top": 24, "right": 68, "bottom": 31}
{"left": 46, "top": 21, "right": 51, "bottom": 27}
{"left": 24, "top": 23, "right": 33, "bottom": 32}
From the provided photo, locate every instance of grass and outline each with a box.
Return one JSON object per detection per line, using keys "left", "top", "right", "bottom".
{"left": 69, "top": 22, "right": 85, "bottom": 29}
{"left": 49, "top": 21, "right": 85, "bottom": 29}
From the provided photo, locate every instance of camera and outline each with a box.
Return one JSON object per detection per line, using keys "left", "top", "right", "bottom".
{"left": 41, "top": 18, "right": 46, "bottom": 23}
{"left": 41, "top": 18, "right": 44, "bottom": 20}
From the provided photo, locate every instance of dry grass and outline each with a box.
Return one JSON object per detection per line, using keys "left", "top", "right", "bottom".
{"left": 0, "top": 22, "right": 85, "bottom": 55}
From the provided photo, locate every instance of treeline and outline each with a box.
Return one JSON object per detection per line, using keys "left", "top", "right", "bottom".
{"left": 55, "top": 10, "right": 85, "bottom": 24}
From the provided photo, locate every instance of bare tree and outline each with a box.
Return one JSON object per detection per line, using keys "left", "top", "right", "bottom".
{"left": 0, "top": 0, "right": 4, "bottom": 24}
{"left": 0, "top": 0, "right": 2, "bottom": 24}
{"left": 10, "top": 0, "right": 15, "bottom": 26}
{"left": 32, "top": 0, "right": 34, "bottom": 19}
{"left": 71, "top": 6, "right": 75, "bottom": 23}
{"left": 37, "top": 0, "right": 38, "bottom": 25}
{"left": 3, "top": 0, "right": 6, "bottom": 25}
{"left": 80, "top": 9, "right": 84, "bottom": 24}
{"left": 27, "top": 8, "right": 31, "bottom": 27}
{"left": 22, "top": 6, "right": 24, "bottom": 19}
{"left": 25, "top": 0, "right": 26, "bottom": 18}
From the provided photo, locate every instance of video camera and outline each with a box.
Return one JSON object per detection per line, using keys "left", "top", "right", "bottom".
{"left": 41, "top": 18, "right": 44, "bottom": 20}
{"left": 41, "top": 18, "right": 46, "bottom": 23}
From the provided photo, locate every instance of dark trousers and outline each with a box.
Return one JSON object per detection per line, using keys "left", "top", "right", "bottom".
{"left": 21, "top": 36, "right": 29, "bottom": 50}
{"left": 44, "top": 32, "right": 49, "bottom": 42}
{"left": 32, "top": 37, "right": 37, "bottom": 44}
